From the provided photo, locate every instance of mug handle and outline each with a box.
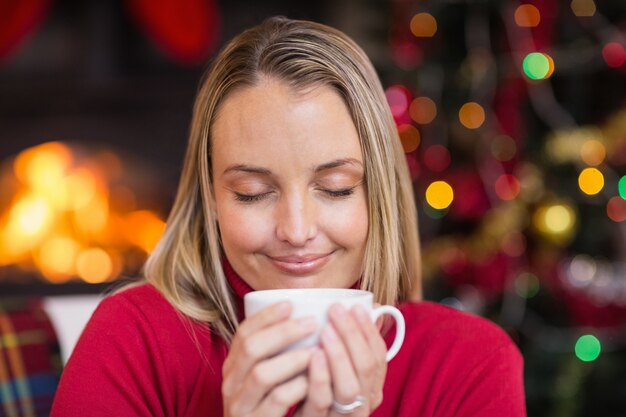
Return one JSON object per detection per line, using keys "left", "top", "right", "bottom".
{"left": 370, "top": 305, "right": 405, "bottom": 362}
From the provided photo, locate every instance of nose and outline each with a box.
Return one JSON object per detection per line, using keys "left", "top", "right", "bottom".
{"left": 275, "top": 191, "right": 318, "bottom": 246}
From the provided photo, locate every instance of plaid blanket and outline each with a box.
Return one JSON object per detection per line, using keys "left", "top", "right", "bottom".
{"left": 0, "top": 298, "right": 61, "bottom": 417}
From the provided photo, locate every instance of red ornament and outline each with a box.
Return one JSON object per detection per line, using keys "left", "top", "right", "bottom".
{"left": 0, "top": 0, "right": 51, "bottom": 60}
{"left": 125, "top": 0, "right": 221, "bottom": 65}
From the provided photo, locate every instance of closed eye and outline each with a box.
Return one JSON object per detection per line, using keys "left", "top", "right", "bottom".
{"left": 234, "top": 192, "right": 272, "bottom": 203}
{"left": 322, "top": 188, "right": 355, "bottom": 198}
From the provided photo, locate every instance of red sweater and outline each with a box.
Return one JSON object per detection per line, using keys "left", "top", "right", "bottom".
{"left": 52, "top": 267, "right": 526, "bottom": 416}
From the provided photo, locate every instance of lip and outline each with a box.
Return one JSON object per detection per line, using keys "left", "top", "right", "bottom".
{"left": 267, "top": 252, "right": 332, "bottom": 275}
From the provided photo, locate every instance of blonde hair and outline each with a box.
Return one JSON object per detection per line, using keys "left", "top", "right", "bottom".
{"left": 144, "top": 16, "right": 421, "bottom": 343}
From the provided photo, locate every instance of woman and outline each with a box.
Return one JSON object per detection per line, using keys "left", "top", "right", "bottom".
{"left": 52, "top": 17, "right": 526, "bottom": 416}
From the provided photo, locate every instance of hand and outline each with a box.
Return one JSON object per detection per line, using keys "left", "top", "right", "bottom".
{"left": 222, "top": 302, "right": 317, "bottom": 417}
{"left": 295, "top": 304, "right": 388, "bottom": 417}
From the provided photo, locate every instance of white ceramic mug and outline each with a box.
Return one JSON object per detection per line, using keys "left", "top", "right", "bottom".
{"left": 244, "top": 288, "right": 405, "bottom": 361}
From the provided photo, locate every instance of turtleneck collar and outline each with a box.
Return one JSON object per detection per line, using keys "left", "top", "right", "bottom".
{"left": 222, "top": 257, "right": 254, "bottom": 300}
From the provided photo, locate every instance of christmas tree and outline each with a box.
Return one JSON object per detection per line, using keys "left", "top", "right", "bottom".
{"left": 383, "top": 1, "right": 626, "bottom": 415}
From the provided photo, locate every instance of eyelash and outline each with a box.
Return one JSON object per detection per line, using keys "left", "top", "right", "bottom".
{"left": 324, "top": 188, "right": 355, "bottom": 198}
{"left": 234, "top": 192, "right": 270, "bottom": 202}
{"left": 233, "top": 188, "right": 355, "bottom": 203}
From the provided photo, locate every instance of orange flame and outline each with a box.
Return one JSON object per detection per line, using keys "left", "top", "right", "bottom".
{"left": 0, "top": 142, "right": 166, "bottom": 283}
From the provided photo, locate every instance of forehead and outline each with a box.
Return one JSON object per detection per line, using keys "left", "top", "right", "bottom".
{"left": 211, "top": 79, "right": 363, "bottom": 170}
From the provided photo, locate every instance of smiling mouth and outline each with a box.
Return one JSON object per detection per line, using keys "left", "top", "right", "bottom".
{"left": 267, "top": 253, "right": 333, "bottom": 275}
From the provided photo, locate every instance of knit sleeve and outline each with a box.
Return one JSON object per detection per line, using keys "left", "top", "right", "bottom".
{"left": 50, "top": 291, "right": 179, "bottom": 417}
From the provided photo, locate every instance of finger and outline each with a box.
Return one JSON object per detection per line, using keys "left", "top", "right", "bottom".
{"left": 237, "top": 302, "right": 292, "bottom": 339}
{"left": 298, "top": 349, "right": 332, "bottom": 417}
{"left": 254, "top": 375, "right": 308, "bottom": 417}
{"left": 351, "top": 305, "right": 388, "bottom": 364}
{"left": 234, "top": 348, "right": 313, "bottom": 414}
{"left": 328, "top": 304, "right": 377, "bottom": 382}
{"left": 226, "top": 317, "right": 317, "bottom": 387}
{"left": 320, "top": 325, "right": 361, "bottom": 404}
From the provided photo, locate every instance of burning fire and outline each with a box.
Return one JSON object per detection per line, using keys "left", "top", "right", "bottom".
{"left": 0, "top": 142, "right": 166, "bottom": 284}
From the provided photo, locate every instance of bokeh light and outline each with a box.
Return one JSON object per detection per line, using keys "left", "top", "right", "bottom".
{"left": 619, "top": 175, "right": 626, "bottom": 199}
{"left": 568, "top": 254, "right": 596, "bottom": 287}
{"left": 0, "top": 141, "right": 166, "bottom": 283}
{"left": 578, "top": 167, "right": 604, "bottom": 195}
{"left": 36, "top": 237, "right": 80, "bottom": 282}
{"left": 523, "top": 52, "right": 554, "bottom": 80}
{"left": 409, "top": 96, "right": 437, "bottom": 124}
{"left": 580, "top": 139, "right": 606, "bottom": 166}
{"left": 514, "top": 272, "right": 540, "bottom": 298}
{"left": 124, "top": 210, "right": 167, "bottom": 253}
{"left": 607, "top": 196, "right": 626, "bottom": 222}
{"left": 410, "top": 13, "right": 437, "bottom": 37}
{"left": 425, "top": 181, "right": 454, "bottom": 209}
{"left": 14, "top": 142, "right": 72, "bottom": 189}
{"left": 76, "top": 248, "right": 113, "bottom": 283}
{"left": 459, "top": 102, "right": 485, "bottom": 129}
{"left": 502, "top": 231, "right": 527, "bottom": 257}
{"left": 533, "top": 203, "right": 576, "bottom": 243}
{"left": 602, "top": 42, "right": 626, "bottom": 68}
{"left": 544, "top": 205, "right": 574, "bottom": 233}
{"left": 575, "top": 334, "right": 601, "bottom": 362}
{"left": 398, "top": 124, "right": 421, "bottom": 153}
{"left": 385, "top": 85, "right": 411, "bottom": 118}
{"left": 385, "top": 85, "right": 411, "bottom": 119}
{"left": 491, "top": 135, "right": 517, "bottom": 161}
{"left": 495, "top": 174, "right": 520, "bottom": 201}
{"left": 570, "top": 0, "right": 596, "bottom": 17}
{"left": 423, "top": 145, "right": 451, "bottom": 172}
{"left": 514, "top": 4, "right": 541, "bottom": 27}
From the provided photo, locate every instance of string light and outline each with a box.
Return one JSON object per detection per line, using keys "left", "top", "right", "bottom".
{"left": 619, "top": 176, "right": 626, "bottom": 199}
{"left": 575, "top": 334, "right": 601, "bottom": 362}
{"left": 580, "top": 140, "right": 606, "bottom": 166}
{"left": 398, "top": 124, "right": 421, "bottom": 153}
{"left": 607, "top": 196, "right": 626, "bottom": 222}
{"left": 495, "top": 174, "right": 520, "bottom": 200}
{"left": 570, "top": 0, "right": 597, "bottom": 17}
{"left": 425, "top": 180, "right": 454, "bottom": 209}
{"left": 385, "top": 85, "right": 411, "bottom": 118}
{"left": 533, "top": 203, "right": 576, "bottom": 243}
{"left": 491, "top": 135, "right": 517, "bottom": 161}
{"left": 601, "top": 42, "right": 626, "bottom": 68}
{"left": 514, "top": 4, "right": 541, "bottom": 27}
{"left": 523, "top": 52, "right": 554, "bottom": 80}
{"left": 578, "top": 167, "right": 604, "bottom": 195}
{"left": 409, "top": 96, "right": 437, "bottom": 124}
{"left": 423, "top": 145, "right": 451, "bottom": 172}
{"left": 514, "top": 272, "right": 540, "bottom": 298}
{"left": 410, "top": 13, "right": 437, "bottom": 37}
{"left": 459, "top": 102, "right": 485, "bottom": 129}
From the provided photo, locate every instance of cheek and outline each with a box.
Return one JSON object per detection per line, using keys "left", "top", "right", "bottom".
{"left": 323, "top": 199, "right": 369, "bottom": 251}
{"left": 215, "top": 202, "right": 272, "bottom": 255}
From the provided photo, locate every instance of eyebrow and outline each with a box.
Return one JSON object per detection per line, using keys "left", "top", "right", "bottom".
{"left": 222, "top": 164, "right": 272, "bottom": 176}
{"left": 314, "top": 158, "right": 363, "bottom": 173}
{"left": 221, "top": 158, "right": 363, "bottom": 177}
